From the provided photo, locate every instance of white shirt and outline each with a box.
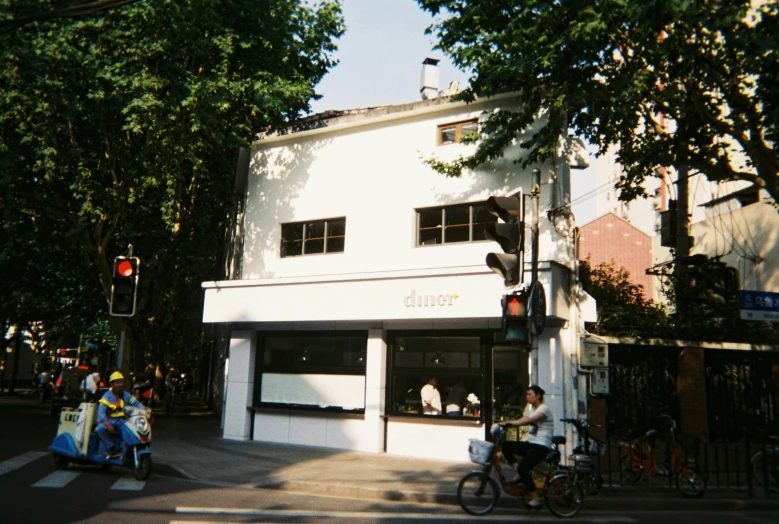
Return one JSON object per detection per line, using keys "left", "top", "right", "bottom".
{"left": 80, "top": 373, "right": 100, "bottom": 394}
{"left": 420, "top": 384, "right": 441, "bottom": 415}
{"left": 523, "top": 404, "right": 554, "bottom": 448}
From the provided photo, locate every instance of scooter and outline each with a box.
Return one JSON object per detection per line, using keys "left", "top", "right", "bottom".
{"left": 49, "top": 403, "right": 153, "bottom": 480}
{"left": 132, "top": 381, "right": 155, "bottom": 407}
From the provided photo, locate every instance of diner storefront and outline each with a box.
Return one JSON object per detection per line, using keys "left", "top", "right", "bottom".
{"left": 202, "top": 263, "right": 571, "bottom": 462}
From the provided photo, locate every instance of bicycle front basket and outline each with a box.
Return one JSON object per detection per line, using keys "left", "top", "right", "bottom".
{"left": 468, "top": 439, "right": 494, "bottom": 465}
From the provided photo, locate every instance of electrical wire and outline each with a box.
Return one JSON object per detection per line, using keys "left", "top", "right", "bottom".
{"left": 0, "top": 0, "right": 141, "bottom": 34}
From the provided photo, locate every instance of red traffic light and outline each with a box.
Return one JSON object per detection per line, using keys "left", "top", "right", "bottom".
{"left": 116, "top": 259, "right": 135, "bottom": 277}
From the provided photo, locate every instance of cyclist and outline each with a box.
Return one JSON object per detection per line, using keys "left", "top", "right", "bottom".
{"left": 499, "top": 385, "right": 554, "bottom": 509}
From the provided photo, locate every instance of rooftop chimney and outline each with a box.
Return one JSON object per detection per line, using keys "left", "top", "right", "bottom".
{"left": 420, "top": 57, "right": 440, "bottom": 100}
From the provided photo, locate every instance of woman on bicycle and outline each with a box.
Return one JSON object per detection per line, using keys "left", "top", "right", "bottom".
{"left": 499, "top": 385, "right": 554, "bottom": 509}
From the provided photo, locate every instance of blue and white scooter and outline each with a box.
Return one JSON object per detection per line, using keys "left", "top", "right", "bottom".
{"left": 50, "top": 402, "right": 153, "bottom": 480}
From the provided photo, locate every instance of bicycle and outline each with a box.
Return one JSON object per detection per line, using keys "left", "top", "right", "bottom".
{"left": 619, "top": 414, "right": 706, "bottom": 497}
{"left": 457, "top": 424, "right": 584, "bottom": 518}
{"left": 560, "top": 418, "right": 607, "bottom": 496}
{"left": 751, "top": 435, "right": 779, "bottom": 489}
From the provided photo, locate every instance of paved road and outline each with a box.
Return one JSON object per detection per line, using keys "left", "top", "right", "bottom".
{"left": 3, "top": 392, "right": 779, "bottom": 523}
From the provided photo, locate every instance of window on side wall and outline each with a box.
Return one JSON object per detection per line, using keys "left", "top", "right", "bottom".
{"left": 417, "top": 202, "right": 496, "bottom": 246}
{"left": 438, "top": 119, "right": 478, "bottom": 146}
{"left": 280, "top": 217, "right": 345, "bottom": 258}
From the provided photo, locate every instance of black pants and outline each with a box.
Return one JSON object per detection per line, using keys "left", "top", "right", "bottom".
{"left": 500, "top": 441, "right": 550, "bottom": 493}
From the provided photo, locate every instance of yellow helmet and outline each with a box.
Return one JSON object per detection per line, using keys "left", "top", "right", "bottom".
{"left": 109, "top": 371, "right": 124, "bottom": 383}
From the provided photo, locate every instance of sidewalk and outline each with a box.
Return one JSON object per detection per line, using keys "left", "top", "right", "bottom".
{"left": 152, "top": 397, "right": 779, "bottom": 513}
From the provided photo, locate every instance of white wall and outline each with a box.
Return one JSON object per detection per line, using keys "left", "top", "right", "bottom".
{"left": 241, "top": 100, "right": 572, "bottom": 281}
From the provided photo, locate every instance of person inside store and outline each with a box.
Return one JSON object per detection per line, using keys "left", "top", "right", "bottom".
{"left": 96, "top": 371, "right": 144, "bottom": 458}
{"left": 498, "top": 385, "right": 554, "bottom": 509}
{"left": 445, "top": 379, "right": 468, "bottom": 416}
{"left": 420, "top": 376, "right": 442, "bottom": 415}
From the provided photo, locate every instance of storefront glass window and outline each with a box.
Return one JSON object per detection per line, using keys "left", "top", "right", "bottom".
{"left": 388, "top": 334, "right": 485, "bottom": 418}
{"left": 256, "top": 334, "right": 367, "bottom": 411}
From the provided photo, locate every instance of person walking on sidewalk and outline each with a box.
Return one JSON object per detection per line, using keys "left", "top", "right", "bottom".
{"left": 164, "top": 369, "right": 179, "bottom": 416}
{"left": 499, "top": 385, "right": 554, "bottom": 509}
{"left": 96, "top": 371, "right": 144, "bottom": 458}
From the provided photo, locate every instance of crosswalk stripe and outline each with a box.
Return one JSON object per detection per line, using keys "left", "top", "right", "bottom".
{"left": 32, "top": 470, "right": 80, "bottom": 488}
{"left": 111, "top": 476, "right": 145, "bottom": 491}
{"left": 0, "top": 451, "right": 48, "bottom": 477}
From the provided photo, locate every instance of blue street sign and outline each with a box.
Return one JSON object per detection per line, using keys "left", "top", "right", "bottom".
{"left": 85, "top": 342, "right": 99, "bottom": 350}
{"left": 739, "top": 290, "right": 779, "bottom": 322}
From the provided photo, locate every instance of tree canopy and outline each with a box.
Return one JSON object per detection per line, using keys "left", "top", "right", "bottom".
{"left": 417, "top": 0, "right": 779, "bottom": 205}
{"left": 0, "top": 0, "right": 343, "bottom": 374}
{"left": 579, "top": 259, "right": 669, "bottom": 338}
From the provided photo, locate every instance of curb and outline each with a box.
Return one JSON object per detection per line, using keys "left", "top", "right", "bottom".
{"left": 258, "top": 481, "right": 779, "bottom": 512}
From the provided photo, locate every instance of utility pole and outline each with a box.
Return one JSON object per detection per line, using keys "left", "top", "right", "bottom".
{"left": 676, "top": 166, "right": 690, "bottom": 260}
{"left": 675, "top": 165, "right": 691, "bottom": 318}
{"left": 530, "top": 168, "right": 541, "bottom": 385}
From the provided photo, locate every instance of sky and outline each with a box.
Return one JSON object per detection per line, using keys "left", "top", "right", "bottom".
{"left": 310, "top": 0, "right": 598, "bottom": 224}
{"left": 310, "top": 0, "right": 469, "bottom": 113}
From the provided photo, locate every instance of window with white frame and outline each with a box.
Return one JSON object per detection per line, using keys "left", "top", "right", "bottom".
{"left": 416, "top": 202, "right": 496, "bottom": 246}
{"left": 280, "top": 217, "right": 345, "bottom": 258}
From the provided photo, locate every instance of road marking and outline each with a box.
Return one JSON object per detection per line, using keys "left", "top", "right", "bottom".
{"left": 111, "top": 476, "right": 145, "bottom": 491}
{"left": 0, "top": 451, "right": 48, "bottom": 477}
{"left": 174, "top": 507, "right": 635, "bottom": 522}
{"left": 32, "top": 470, "right": 80, "bottom": 488}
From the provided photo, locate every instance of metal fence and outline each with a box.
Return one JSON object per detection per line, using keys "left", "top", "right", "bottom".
{"left": 583, "top": 433, "right": 778, "bottom": 498}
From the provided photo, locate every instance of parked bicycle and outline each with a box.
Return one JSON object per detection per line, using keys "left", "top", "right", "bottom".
{"left": 457, "top": 424, "right": 584, "bottom": 518}
{"left": 560, "top": 418, "right": 607, "bottom": 496}
{"left": 751, "top": 435, "right": 779, "bottom": 489}
{"left": 619, "top": 414, "right": 706, "bottom": 497}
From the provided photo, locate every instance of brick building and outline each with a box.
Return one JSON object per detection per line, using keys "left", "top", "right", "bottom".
{"left": 578, "top": 212, "right": 653, "bottom": 298}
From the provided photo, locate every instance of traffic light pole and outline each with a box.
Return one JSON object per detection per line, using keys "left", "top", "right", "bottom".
{"left": 530, "top": 168, "right": 541, "bottom": 385}
{"left": 115, "top": 244, "right": 133, "bottom": 377}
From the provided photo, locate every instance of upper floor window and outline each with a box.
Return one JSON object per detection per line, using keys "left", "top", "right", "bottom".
{"left": 281, "top": 217, "right": 345, "bottom": 258}
{"left": 438, "top": 119, "right": 478, "bottom": 145}
{"left": 417, "top": 202, "right": 496, "bottom": 246}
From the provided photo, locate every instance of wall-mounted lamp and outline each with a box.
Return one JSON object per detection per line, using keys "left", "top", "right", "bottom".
{"left": 397, "top": 338, "right": 406, "bottom": 352}
{"left": 432, "top": 352, "right": 446, "bottom": 365}
{"left": 298, "top": 350, "right": 310, "bottom": 363}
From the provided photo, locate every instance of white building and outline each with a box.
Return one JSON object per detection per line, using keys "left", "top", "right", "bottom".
{"left": 201, "top": 69, "right": 588, "bottom": 462}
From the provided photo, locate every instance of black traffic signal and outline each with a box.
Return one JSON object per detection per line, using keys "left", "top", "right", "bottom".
{"left": 484, "top": 194, "right": 525, "bottom": 287}
{"left": 109, "top": 256, "right": 140, "bottom": 317}
{"left": 502, "top": 290, "right": 530, "bottom": 343}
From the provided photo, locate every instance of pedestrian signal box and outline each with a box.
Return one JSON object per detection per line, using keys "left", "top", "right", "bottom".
{"left": 502, "top": 290, "right": 529, "bottom": 343}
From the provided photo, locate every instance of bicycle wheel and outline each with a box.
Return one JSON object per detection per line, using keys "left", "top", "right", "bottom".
{"left": 751, "top": 450, "right": 779, "bottom": 488}
{"left": 545, "top": 474, "right": 584, "bottom": 518}
{"left": 457, "top": 471, "right": 499, "bottom": 516}
{"left": 676, "top": 465, "right": 706, "bottom": 498}
{"left": 620, "top": 454, "right": 642, "bottom": 484}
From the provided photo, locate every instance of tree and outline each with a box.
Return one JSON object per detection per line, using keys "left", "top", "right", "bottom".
{"left": 0, "top": 0, "right": 344, "bottom": 378}
{"left": 579, "top": 259, "right": 670, "bottom": 338}
{"left": 417, "top": 0, "right": 779, "bottom": 206}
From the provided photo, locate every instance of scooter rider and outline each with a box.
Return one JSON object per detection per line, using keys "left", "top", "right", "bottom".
{"left": 97, "top": 371, "right": 144, "bottom": 458}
